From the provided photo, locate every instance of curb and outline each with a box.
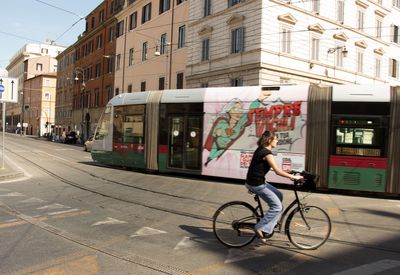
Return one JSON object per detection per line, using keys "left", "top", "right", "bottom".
{"left": 0, "top": 171, "right": 25, "bottom": 182}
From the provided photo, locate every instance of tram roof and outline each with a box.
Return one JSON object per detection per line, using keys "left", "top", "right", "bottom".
{"left": 333, "top": 84, "right": 391, "bottom": 102}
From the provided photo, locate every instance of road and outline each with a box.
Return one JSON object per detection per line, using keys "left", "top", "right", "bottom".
{"left": 0, "top": 134, "right": 399, "bottom": 274}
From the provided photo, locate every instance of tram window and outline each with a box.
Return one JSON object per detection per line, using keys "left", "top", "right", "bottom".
{"left": 113, "top": 105, "right": 145, "bottom": 144}
{"left": 336, "top": 128, "right": 374, "bottom": 145}
{"left": 96, "top": 106, "right": 111, "bottom": 140}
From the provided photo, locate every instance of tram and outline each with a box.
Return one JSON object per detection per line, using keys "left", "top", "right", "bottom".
{"left": 91, "top": 85, "right": 400, "bottom": 195}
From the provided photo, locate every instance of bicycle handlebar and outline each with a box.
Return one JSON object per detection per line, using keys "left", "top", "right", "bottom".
{"left": 289, "top": 170, "right": 319, "bottom": 190}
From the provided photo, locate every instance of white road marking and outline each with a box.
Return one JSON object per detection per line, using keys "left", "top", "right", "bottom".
{"left": 92, "top": 217, "right": 128, "bottom": 226}
{"left": 18, "top": 197, "right": 46, "bottom": 203}
{"left": 5, "top": 155, "right": 31, "bottom": 178}
{"left": 0, "top": 192, "right": 25, "bottom": 197}
{"left": 224, "top": 248, "right": 263, "bottom": 264}
{"left": 174, "top": 237, "right": 196, "bottom": 250}
{"left": 34, "top": 150, "right": 75, "bottom": 164}
{"left": 333, "top": 259, "right": 400, "bottom": 275}
{"left": 47, "top": 209, "right": 79, "bottom": 216}
{"left": 130, "top": 226, "right": 167, "bottom": 237}
{"left": 37, "top": 203, "right": 70, "bottom": 210}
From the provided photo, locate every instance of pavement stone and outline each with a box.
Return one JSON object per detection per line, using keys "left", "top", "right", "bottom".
{"left": 0, "top": 160, "right": 24, "bottom": 182}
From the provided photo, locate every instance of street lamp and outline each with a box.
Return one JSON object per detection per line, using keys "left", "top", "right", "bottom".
{"left": 74, "top": 67, "right": 89, "bottom": 142}
{"left": 327, "top": 46, "right": 348, "bottom": 57}
{"left": 154, "top": 41, "right": 171, "bottom": 90}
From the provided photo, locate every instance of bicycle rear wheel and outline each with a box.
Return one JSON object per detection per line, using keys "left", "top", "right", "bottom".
{"left": 213, "top": 201, "right": 258, "bottom": 248}
{"left": 286, "top": 205, "right": 331, "bottom": 250}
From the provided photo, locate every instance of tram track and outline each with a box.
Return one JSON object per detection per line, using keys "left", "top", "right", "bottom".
{"left": 4, "top": 137, "right": 400, "bottom": 256}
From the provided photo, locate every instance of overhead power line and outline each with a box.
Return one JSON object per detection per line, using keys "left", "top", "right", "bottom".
{"left": 33, "top": 0, "right": 83, "bottom": 19}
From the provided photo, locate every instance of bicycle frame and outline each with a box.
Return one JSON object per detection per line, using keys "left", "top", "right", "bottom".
{"left": 251, "top": 182, "right": 308, "bottom": 233}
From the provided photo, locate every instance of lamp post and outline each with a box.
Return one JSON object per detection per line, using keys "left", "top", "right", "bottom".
{"left": 155, "top": 42, "right": 171, "bottom": 90}
{"left": 74, "top": 67, "right": 88, "bottom": 142}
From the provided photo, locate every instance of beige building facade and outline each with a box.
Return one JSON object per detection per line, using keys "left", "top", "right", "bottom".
{"left": 114, "top": 0, "right": 189, "bottom": 92}
{"left": 186, "top": 0, "right": 400, "bottom": 87}
{"left": 5, "top": 43, "right": 65, "bottom": 132}
{"left": 23, "top": 73, "right": 57, "bottom": 136}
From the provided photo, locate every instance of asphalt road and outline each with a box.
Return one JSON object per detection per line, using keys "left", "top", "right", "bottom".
{"left": 0, "top": 134, "right": 399, "bottom": 274}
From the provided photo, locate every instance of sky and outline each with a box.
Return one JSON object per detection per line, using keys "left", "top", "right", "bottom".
{"left": 0, "top": 0, "right": 103, "bottom": 70}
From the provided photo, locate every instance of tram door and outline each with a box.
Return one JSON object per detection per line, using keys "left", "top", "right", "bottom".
{"left": 169, "top": 115, "right": 202, "bottom": 170}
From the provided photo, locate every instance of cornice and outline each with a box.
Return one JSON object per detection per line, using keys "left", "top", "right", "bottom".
{"left": 277, "top": 13, "right": 298, "bottom": 25}
{"left": 355, "top": 0, "right": 369, "bottom": 9}
{"left": 308, "top": 23, "right": 325, "bottom": 34}
{"left": 355, "top": 40, "right": 368, "bottom": 49}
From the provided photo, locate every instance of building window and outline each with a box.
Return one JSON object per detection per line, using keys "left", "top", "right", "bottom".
{"left": 392, "top": 25, "right": 399, "bottom": 44}
{"left": 115, "top": 88, "right": 120, "bottom": 96}
{"left": 95, "top": 63, "right": 101, "bottom": 78}
{"left": 336, "top": 0, "right": 344, "bottom": 23}
{"left": 94, "top": 89, "right": 100, "bottom": 107}
{"left": 107, "top": 56, "right": 114, "bottom": 73}
{"left": 36, "top": 63, "right": 43, "bottom": 71}
{"left": 99, "top": 10, "right": 105, "bottom": 23}
{"left": 107, "top": 86, "right": 113, "bottom": 100}
{"left": 96, "top": 34, "right": 103, "bottom": 49}
{"left": 159, "top": 77, "right": 165, "bottom": 90}
{"left": 357, "top": 51, "right": 364, "bottom": 73}
{"left": 230, "top": 77, "right": 243, "bottom": 86}
{"left": 128, "top": 84, "right": 132, "bottom": 93}
{"left": 160, "top": 33, "right": 167, "bottom": 55}
{"left": 128, "top": 0, "right": 136, "bottom": 4}
{"left": 335, "top": 46, "right": 345, "bottom": 67}
{"left": 44, "top": 93, "right": 50, "bottom": 100}
{"left": 116, "top": 54, "right": 121, "bottom": 70}
{"left": 176, "top": 72, "right": 184, "bottom": 89}
{"left": 41, "top": 48, "right": 48, "bottom": 54}
{"left": 394, "top": 0, "right": 400, "bottom": 8}
{"left": 231, "top": 27, "right": 244, "bottom": 53}
{"left": 142, "top": 42, "right": 148, "bottom": 61}
{"left": 280, "top": 27, "right": 291, "bottom": 53}
{"left": 311, "top": 37, "right": 319, "bottom": 60}
{"left": 116, "top": 20, "right": 124, "bottom": 37}
{"left": 357, "top": 9, "right": 364, "bottom": 31}
{"left": 312, "top": 0, "right": 320, "bottom": 13}
{"left": 177, "top": 0, "right": 184, "bottom": 5}
{"left": 140, "top": 81, "right": 146, "bottom": 91}
{"left": 129, "top": 48, "right": 134, "bottom": 66}
{"left": 159, "top": 0, "right": 170, "bottom": 14}
{"left": 109, "top": 26, "right": 115, "bottom": 41}
{"left": 375, "top": 58, "right": 381, "bottom": 78}
{"left": 376, "top": 18, "right": 382, "bottom": 39}
{"left": 142, "top": 3, "right": 152, "bottom": 24}
{"left": 204, "top": 0, "right": 211, "bottom": 16}
{"left": 389, "top": 58, "right": 398, "bottom": 78}
{"left": 178, "top": 25, "right": 186, "bottom": 48}
{"left": 201, "top": 38, "right": 210, "bottom": 61}
{"left": 129, "top": 12, "right": 137, "bottom": 30}
{"left": 228, "top": 0, "right": 240, "bottom": 8}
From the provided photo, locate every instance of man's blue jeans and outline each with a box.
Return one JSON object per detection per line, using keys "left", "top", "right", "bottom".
{"left": 245, "top": 182, "right": 283, "bottom": 234}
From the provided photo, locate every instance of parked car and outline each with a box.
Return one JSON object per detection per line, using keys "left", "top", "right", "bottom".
{"left": 84, "top": 135, "right": 94, "bottom": 152}
{"left": 64, "top": 131, "right": 77, "bottom": 144}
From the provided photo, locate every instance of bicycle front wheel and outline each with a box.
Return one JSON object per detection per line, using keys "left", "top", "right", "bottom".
{"left": 286, "top": 205, "right": 331, "bottom": 250}
{"left": 213, "top": 201, "right": 258, "bottom": 248}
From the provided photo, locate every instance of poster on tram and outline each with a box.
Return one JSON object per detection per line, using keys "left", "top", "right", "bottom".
{"left": 201, "top": 85, "right": 309, "bottom": 184}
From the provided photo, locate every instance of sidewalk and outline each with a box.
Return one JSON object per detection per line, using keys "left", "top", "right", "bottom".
{"left": 0, "top": 160, "right": 24, "bottom": 182}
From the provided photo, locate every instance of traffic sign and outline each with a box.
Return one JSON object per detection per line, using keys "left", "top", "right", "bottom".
{"left": 0, "top": 77, "right": 18, "bottom": 102}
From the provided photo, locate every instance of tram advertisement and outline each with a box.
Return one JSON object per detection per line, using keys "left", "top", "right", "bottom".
{"left": 202, "top": 86, "right": 309, "bottom": 182}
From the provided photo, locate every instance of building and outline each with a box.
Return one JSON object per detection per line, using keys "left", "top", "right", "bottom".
{"left": 5, "top": 43, "right": 65, "bottom": 132}
{"left": 23, "top": 73, "right": 57, "bottom": 136}
{"left": 114, "top": 0, "right": 189, "bottom": 92}
{"left": 186, "top": 0, "right": 400, "bottom": 87}
{"left": 55, "top": 0, "right": 118, "bottom": 141}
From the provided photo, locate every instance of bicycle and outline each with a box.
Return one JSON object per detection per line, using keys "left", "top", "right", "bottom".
{"left": 212, "top": 171, "right": 332, "bottom": 250}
